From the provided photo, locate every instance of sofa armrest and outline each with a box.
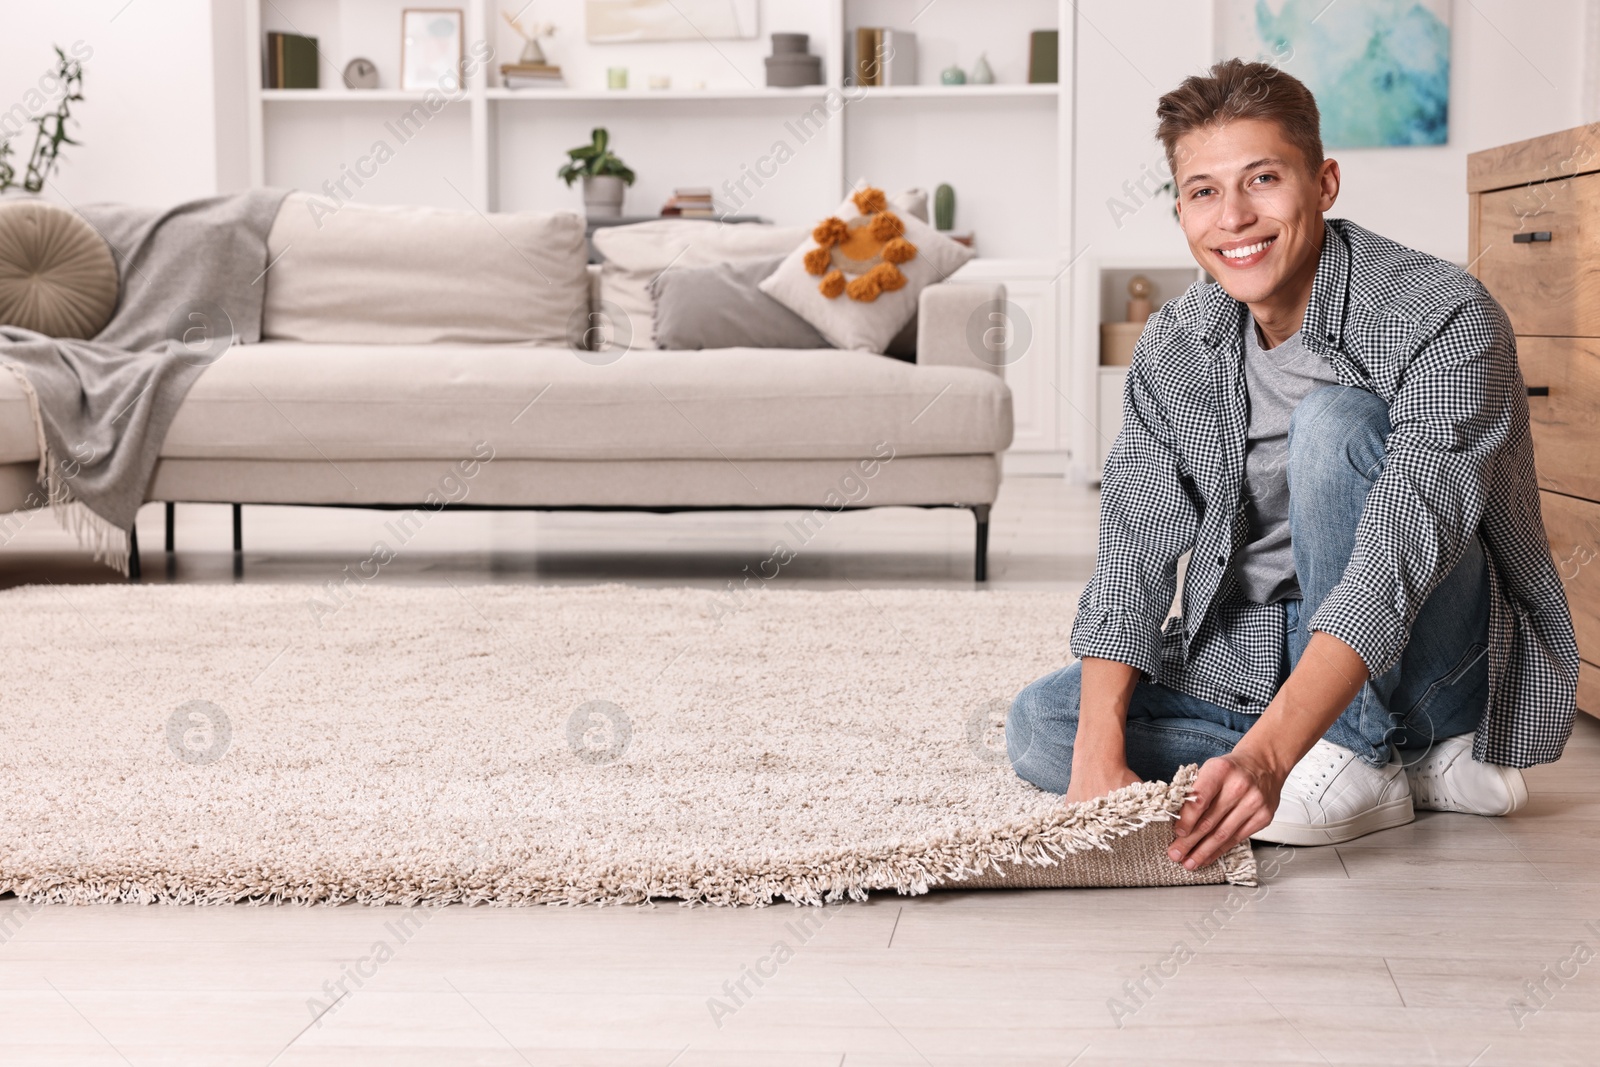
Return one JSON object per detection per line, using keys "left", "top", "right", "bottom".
{"left": 916, "top": 282, "right": 1007, "bottom": 377}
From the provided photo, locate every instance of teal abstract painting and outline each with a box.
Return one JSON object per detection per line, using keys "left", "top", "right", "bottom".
{"left": 1216, "top": 0, "right": 1451, "bottom": 148}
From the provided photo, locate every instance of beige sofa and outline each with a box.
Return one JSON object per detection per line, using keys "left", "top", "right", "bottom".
{"left": 0, "top": 196, "right": 1013, "bottom": 579}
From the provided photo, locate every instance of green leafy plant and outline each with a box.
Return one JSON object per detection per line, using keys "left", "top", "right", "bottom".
{"left": 0, "top": 46, "right": 86, "bottom": 194}
{"left": 557, "top": 127, "right": 635, "bottom": 187}
{"left": 1158, "top": 179, "right": 1179, "bottom": 222}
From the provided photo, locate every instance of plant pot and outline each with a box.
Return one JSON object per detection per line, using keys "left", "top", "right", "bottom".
{"left": 582, "top": 175, "right": 626, "bottom": 219}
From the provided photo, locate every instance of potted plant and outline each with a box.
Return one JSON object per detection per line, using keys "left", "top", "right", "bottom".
{"left": 0, "top": 46, "right": 86, "bottom": 196}
{"left": 558, "top": 127, "right": 635, "bottom": 218}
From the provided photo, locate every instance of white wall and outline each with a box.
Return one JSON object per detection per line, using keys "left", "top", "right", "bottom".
{"left": 0, "top": 0, "right": 222, "bottom": 206}
{"left": 1064, "top": 0, "right": 1588, "bottom": 477}
{"left": 1, "top": 1, "right": 1587, "bottom": 240}
{"left": 1335, "top": 0, "right": 1585, "bottom": 263}
{"left": 1073, "top": 0, "right": 1587, "bottom": 269}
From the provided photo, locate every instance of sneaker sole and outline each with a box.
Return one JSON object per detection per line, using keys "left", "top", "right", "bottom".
{"left": 1251, "top": 794, "right": 1416, "bottom": 847}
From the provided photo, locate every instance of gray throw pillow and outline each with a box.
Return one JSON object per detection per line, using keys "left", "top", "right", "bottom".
{"left": 650, "top": 255, "right": 831, "bottom": 350}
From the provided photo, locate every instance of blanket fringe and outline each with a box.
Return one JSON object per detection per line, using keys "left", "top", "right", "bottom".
{"left": 3, "top": 363, "right": 130, "bottom": 576}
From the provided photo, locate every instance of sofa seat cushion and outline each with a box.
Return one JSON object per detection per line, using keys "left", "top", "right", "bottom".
{"left": 135, "top": 342, "right": 1011, "bottom": 462}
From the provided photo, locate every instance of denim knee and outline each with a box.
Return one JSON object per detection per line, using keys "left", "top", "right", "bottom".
{"left": 1288, "top": 385, "right": 1391, "bottom": 494}
{"left": 1006, "top": 664, "right": 1080, "bottom": 794}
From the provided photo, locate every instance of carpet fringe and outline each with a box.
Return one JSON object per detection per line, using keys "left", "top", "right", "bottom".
{"left": 1, "top": 765, "right": 1257, "bottom": 908}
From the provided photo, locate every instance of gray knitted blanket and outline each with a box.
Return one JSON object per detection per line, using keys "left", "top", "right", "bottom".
{"left": 0, "top": 189, "right": 287, "bottom": 573}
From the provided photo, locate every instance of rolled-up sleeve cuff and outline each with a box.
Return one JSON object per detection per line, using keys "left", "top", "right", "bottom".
{"left": 1068, "top": 606, "right": 1163, "bottom": 679}
{"left": 1308, "top": 582, "right": 1408, "bottom": 679}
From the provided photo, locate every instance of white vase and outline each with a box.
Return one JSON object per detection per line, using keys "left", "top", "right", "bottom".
{"left": 582, "top": 174, "right": 626, "bottom": 219}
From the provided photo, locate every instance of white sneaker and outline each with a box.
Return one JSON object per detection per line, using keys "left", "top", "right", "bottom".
{"left": 1405, "top": 733, "right": 1527, "bottom": 816}
{"left": 1253, "top": 738, "right": 1415, "bottom": 846}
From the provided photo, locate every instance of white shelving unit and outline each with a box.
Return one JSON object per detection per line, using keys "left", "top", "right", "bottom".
{"left": 242, "top": 0, "right": 1078, "bottom": 467}
{"left": 1082, "top": 259, "right": 1206, "bottom": 476}
{"left": 483, "top": 87, "right": 832, "bottom": 101}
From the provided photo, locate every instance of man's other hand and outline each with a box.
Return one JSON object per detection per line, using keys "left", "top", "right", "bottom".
{"left": 1064, "top": 760, "right": 1142, "bottom": 805}
{"left": 1166, "top": 751, "right": 1283, "bottom": 870}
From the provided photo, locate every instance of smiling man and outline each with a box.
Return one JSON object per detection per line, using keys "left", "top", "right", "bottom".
{"left": 1007, "top": 59, "right": 1579, "bottom": 870}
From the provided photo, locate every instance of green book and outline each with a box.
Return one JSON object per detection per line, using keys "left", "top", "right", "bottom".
{"left": 1028, "top": 29, "right": 1059, "bottom": 85}
{"left": 267, "top": 32, "right": 319, "bottom": 89}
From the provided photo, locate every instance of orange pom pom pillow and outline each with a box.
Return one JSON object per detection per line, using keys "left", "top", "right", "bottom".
{"left": 759, "top": 186, "right": 974, "bottom": 353}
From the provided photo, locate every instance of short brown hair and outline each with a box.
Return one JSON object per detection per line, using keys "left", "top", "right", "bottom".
{"left": 1156, "top": 59, "right": 1323, "bottom": 179}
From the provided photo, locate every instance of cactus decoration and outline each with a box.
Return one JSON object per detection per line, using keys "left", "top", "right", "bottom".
{"left": 934, "top": 183, "right": 955, "bottom": 232}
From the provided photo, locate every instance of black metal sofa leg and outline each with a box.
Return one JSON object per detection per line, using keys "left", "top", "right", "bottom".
{"left": 972, "top": 504, "right": 990, "bottom": 582}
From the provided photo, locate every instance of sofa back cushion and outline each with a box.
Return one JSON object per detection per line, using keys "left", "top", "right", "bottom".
{"left": 591, "top": 220, "right": 808, "bottom": 351}
{"left": 649, "top": 255, "right": 830, "bottom": 350}
{"left": 262, "top": 192, "right": 588, "bottom": 345}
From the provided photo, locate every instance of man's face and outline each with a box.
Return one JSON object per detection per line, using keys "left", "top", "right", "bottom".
{"left": 1172, "top": 118, "right": 1339, "bottom": 307}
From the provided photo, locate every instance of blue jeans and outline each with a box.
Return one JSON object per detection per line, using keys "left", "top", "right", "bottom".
{"left": 1009, "top": 386, "right": 1491, "bottom": 794}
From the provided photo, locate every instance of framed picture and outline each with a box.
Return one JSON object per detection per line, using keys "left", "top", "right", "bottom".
{"left": 1214, "top": 0, "right": 1450, "bottom": 148}
{"left": 585, "top": 0, "right": 758, "bottom": 43}
{"left": 401, "top": 8, "right": 464, "bottom": 92}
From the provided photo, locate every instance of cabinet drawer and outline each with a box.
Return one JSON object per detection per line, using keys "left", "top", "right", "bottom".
{"left": 1521, "top": 336, "right": 1600, "bottom": 500}
{"left": 1478, "top": 171, "right": 1600, "bottom": 336}
{"left": 1541, "top": 490, "right": 1600, "bottom": 662}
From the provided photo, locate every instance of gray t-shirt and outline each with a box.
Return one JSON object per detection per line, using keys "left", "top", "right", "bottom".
{"left": 1235, "top": 314, "right": 1341, "bottom": 604}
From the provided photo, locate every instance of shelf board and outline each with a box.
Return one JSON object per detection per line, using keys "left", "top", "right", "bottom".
{"left": 851, "top": 83, "right": 1059, "bottom": 99}
{"left": 482, "top": 84, "right": 1058, "bottom": 103}
{"left": 261, "top": 89, "right": 445, "bottom": 103}
{"left": 486, "top": 87, "right": 830, "bottom": 102}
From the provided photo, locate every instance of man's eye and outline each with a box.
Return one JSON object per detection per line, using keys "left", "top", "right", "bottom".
{"left": 1192, "top": 188, "right": 1213, "bottom": 199}
{"left": 1253, "top": 173, "right": 1276, "bottom": 184}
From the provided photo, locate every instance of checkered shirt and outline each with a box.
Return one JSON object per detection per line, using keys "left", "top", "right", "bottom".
{"left": 1070, "top": 218, "right": 1579, "bottom": 767}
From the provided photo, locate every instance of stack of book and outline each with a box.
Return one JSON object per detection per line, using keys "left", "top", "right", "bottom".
{"left": 852, "top": 27, "right": 916, "bottom": 86}
{"left": 264, "top": 32, "right": 319, "bottom": 89}
{"left": 661, "top": 188, "right": 715, "bottom": 218}
{"left": 500, "top": 63, "right": 565, "bottom": 89}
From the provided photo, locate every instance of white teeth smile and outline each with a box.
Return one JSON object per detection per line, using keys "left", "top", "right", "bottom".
{"left": 1219, "top": 237, "right": 1275, "bottom": 260}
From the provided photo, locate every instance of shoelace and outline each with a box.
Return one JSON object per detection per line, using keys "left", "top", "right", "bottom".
{"left": 1408, "top": 750, "right": 1458, "bottom": 808}
{"left": 1284, "top": 741, "right": 1346, "bottom": 796}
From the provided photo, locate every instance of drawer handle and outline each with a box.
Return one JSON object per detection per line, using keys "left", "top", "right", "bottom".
{"left": 1527, "top": 386, "right": 1550, "bottom": 397}
{"left": 1513, "top": 231, "right": 1553, "bottom": 243}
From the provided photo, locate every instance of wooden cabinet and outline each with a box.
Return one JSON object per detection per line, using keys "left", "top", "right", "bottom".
{"left": 1470, "top": 123, "right": 1600, "bottom": 719}
{"left": 1520, "top": 336, "right": 1600, "bottom": 501}
{"left": 1540, "top": 491, "right": 1600, "bottom": 657}
{"left": 1477, "top": 174, "right": 1600, "bottom": 337}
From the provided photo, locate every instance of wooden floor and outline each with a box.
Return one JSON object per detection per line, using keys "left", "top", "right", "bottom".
{"left": 2, "top": 477, "right": 1597, "bottom": 1066}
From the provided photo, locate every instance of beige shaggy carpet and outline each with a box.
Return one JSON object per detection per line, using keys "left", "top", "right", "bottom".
{"left": 0, "top": 584, "right": 1254, "bottom": 906}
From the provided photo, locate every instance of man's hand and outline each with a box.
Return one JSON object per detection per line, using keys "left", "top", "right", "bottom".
{"left": 1065, "top": 759, "right": 1142, "bottom": 805}
{"left": 1165, "top": 631, "right": 1370, "bottom": 870}
{"left": 1166, "top": 750, "right": 1283, "bottom": 869}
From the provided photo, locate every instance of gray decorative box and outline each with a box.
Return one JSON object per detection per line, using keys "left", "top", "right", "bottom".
{"left": 765, "top": 33, "right": 822, "bottom": 87}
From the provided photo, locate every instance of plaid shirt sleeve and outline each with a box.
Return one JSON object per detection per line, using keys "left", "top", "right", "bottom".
{"left": 1310, "top": 296, "right": 1516, "bottom": 677}
{"left": 1069, "top": 334, "right": 1200, "bottom": 678}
